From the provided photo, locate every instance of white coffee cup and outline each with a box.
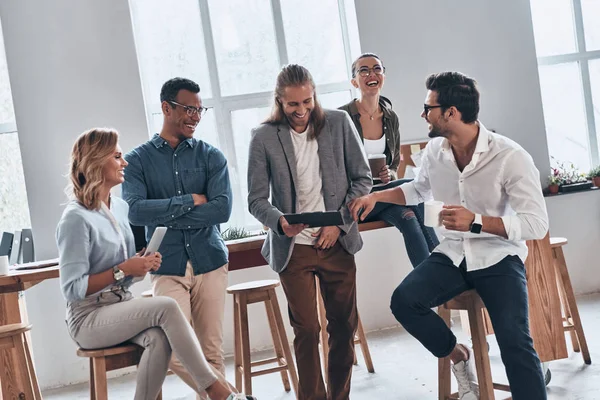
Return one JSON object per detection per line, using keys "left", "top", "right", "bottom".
{"left": 0, "top": 255, "right": 9, "bottom": 276}
{"left": 424, "top": 200, "right": 444, "bottom": 227}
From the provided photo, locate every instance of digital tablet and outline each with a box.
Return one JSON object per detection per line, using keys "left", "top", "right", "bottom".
{"left": 144, "top": 227, "right": 167, "bottom": 255}
{"left": 283, "top": 211, "right": 343, "bottom": 228}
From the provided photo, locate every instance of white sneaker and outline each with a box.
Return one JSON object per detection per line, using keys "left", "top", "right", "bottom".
{"left": 451, "top": 344, "right": 479, "bottom": 400}
{"left": 226, "top": 394, "right": 257, "bottom": 400}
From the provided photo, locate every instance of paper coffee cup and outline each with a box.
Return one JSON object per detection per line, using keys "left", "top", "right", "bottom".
{"left": 368, "top": 154, "right": 386, "bottom": 178}
{"left": 424, "top": 200, "right": 444, "bottom": 227}
{"left": 0, "top": 255, "right": 9, "bottom": 276}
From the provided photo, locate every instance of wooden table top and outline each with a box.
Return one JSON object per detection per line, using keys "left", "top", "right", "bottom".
{"left": 0, "top": 221, "right": 392, "bottom": 292}
{"left": 0, "top": 258, "right": 60, "bottom": 294}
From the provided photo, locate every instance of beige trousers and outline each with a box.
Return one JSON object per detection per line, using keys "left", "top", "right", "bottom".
{"left": 151, "top": 262, "right": 229, "bottom": 399}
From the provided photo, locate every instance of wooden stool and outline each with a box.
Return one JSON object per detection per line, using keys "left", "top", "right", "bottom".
{"left": 227, "top": 279, "right": 299, "bottom": 396}
{"left": 77, "top": 344, "right": 163, "bottom": 400}
{"left": 0, "top": 323, "right": 41, "bottom": 400}
{"left": 550, "top": 237, "right": 591, "bottom": 364}
{"left": 315, "top": 276, "right": 374, "bottom": 379}
{"left": 438, "top": 290, "right": 510, "bottom": 400}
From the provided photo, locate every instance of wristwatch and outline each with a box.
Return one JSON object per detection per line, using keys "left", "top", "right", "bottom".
{"left": 112, "top": 265, "right": 125, "bottom": 282}
{"left": 470, "top": 213, "right": 483, "bottom": 234}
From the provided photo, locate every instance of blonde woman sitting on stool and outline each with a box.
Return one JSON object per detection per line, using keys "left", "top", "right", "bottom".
{"left": 56, "top": 128, "right": 255, "bottom": 400}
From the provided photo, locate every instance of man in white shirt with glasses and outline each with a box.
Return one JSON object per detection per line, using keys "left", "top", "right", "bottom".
{"left": 349, "top": 71, "right": 548, "bottom": 400}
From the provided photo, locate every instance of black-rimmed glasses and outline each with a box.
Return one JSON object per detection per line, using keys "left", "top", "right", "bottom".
{"left": 423, "top": 104, "right": 446, "bottom": 114}
{"left": 168, "top": 100, "right": 211, "bottom": 117}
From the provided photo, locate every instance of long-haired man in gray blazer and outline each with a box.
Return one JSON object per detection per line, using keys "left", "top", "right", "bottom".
{"left": 247, "top": 64, "right": 372, "bottom": 400}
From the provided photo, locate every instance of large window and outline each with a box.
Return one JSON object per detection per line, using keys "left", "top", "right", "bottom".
{"left": 0, "top": 18, "right": 31, "bottom": 235}
{"left": 130, "top": 0, "right": 361, "bottom": 231}
{"left": 530, "top": 0, "right": 600, "bottom": 172}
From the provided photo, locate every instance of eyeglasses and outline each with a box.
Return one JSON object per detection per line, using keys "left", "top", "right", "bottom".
{"left": 423, "top": 104, "right": 446, "bottom": 115}
{"left": 355, "top": 65, "right": 385, "bottom": 78}
{"left": 168, "top": 101, "right": 211, "bottom": 117}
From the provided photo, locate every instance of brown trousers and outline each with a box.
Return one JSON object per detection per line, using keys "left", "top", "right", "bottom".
{"left": 279, "top": 243, "right": 358, "bottom": 400}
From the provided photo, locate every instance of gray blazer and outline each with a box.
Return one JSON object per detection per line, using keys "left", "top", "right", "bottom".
{"left": 247, "top": 109, "right": 372, "bottom": 273}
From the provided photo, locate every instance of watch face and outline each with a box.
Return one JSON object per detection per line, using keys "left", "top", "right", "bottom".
{"left": 114, "top": 268, "right": 125, "bottom": 281}
{"left": 471, "top": 223, "right": 482, "bottom": 234}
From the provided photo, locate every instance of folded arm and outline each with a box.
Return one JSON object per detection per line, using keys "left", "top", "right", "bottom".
{"left": 123, "top": 152, "right": 196, "bottom": 226}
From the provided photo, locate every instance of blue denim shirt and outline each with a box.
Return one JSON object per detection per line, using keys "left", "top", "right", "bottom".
{"left": 122, "top": 134, "right": 232, "bottom": 276}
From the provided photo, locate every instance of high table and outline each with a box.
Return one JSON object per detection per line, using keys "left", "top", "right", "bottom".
{"left": 0, "top": 259, "right": 59, "bottom": 399}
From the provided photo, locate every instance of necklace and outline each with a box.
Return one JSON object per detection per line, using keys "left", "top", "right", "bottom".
{"left": 357, "top": 100, "right": 379, "bottom": 120}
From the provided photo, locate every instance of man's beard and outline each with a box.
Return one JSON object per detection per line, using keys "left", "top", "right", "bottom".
{"left": 428, "top": 123, "right": 448, "bottom": 139}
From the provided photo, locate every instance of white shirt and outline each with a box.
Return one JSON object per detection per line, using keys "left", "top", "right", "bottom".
{"left": 363, "top": 135, "right": 386, "bottom": 157}
{"left": 290, "top": 127, "right": 326, "bottom": 245}
{"left": 400, "top": 123, "right": 549, "bottom": 271}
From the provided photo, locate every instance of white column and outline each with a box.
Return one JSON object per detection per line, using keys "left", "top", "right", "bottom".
{"left": 0, "top": 0, "right": 149, "bottom": 388}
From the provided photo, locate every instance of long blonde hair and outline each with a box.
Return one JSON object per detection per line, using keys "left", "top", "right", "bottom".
{"left": 68, "top": 128, "right": 119, "bottom": 210}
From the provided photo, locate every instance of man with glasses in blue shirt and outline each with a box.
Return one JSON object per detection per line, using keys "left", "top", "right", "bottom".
{"left": 123, "top": 77, "right": 233, "bottom": 399}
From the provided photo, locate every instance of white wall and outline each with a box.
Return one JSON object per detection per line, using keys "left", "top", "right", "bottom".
{"left": 0, "top": 0, "right": 150, "bottom": 389}
{"left": 0, "top": 0, "right": 599, "bottom": 391}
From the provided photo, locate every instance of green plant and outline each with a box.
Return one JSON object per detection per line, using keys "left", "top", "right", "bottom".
{"left": 548, "top": 175, "right": 561, "bottom": 185}
{"left": 588, "top": 165, "right": 600, "bottom": 178}
{"left": 221, "top": 227, "right": 252, "bottom": 241}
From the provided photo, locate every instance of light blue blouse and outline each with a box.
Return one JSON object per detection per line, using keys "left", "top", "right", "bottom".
{"left": 56, "top": 197, "right": 136, "bottom": 303}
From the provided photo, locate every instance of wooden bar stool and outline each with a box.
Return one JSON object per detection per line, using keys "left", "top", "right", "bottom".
{"left": 315, "top": 276, "right": 374, "bottom": 380}
{"left": 227, "top": 279, "right": 299, "bottom": 396}
{"left": 438, "top": 290, "right": 510, "bottom": 400}
{"left": 550, "top": 237, "right": 591, "bottom": 364}
{"left": 77, "top": 344, "right": 163, "bottom": 400}
{"left": 0, "top": 323, "right": 41, "bottom": 400}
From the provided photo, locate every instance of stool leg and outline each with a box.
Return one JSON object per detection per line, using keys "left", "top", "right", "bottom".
{"left": 91, "top": 357, "right": 108, "bottom": 400}
{"left": 233, "top": 295, "right": 243, "bottom": 391}
{"left": 268, "top": 288, "right": 299, "bottom": 396}
{"left": 468, "top": 302, "right": 495, "bottom": 400}
{"left": 238, "top": 294, "right": 253, "bottom": 395}
{"left": 553, "top": 247, "right": 591, "bottom": 364}
{"left": 89, "top": 358, "right": 96, "bottom": 400}
{"left": 264, "top": 295, "right": 291, "bottom": 391}
{"left": 556, "top": 269, "right": 579, "bottom": 352}
{"left": 156, "top": 388, "right": 162, "bottom": 400}
{"left": 13, "top": 334, "right": 35, "bottom": 400}
{"left": 316, "top": 277, "right": 329, "bottom": 379}
{"left": 437, "top": 306, "right": 452, "bottom": 400}
{"left": 355, "top": 313, "right": 374, "bottom": 373}
{"left": 553, "top": 247, "right": 579, "bottom": 352}
{"left": 22, "top": 333, "right": 42, "bottom": 399}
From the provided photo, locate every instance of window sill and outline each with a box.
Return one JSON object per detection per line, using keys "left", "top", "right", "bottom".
{"left": 543, "top": 185, "right": 599, "bottom": 198}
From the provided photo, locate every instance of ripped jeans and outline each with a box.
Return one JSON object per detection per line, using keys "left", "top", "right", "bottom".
{"left": 362, "top": 179, "right": 439, "bottom": 268}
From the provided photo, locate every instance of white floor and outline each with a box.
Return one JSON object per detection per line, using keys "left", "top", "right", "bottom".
{"left": 43, "top": 294, "right": 600, "bottom": 399}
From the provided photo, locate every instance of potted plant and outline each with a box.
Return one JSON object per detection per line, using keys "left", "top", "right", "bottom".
{"left": 548, "top": 172, "right": 561, "bottom": 194}
{"left": 550, "top": 158, "right": 592, "bottom": 193}
{"left": 588, "top": 165, "right": 600, "bottom": 188}
{"left": 221, "top": 226, "right": 267, "bottom": 242}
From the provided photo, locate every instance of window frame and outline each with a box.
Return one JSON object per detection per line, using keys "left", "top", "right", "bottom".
{"left": 136, "top": 0, "right": 360, "bottom": 230}
{"left": 0, "top": 122, "right": 17, "bottom": 135}
{"left": 535, "top": 0, "right": 600, "bottom": 166}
